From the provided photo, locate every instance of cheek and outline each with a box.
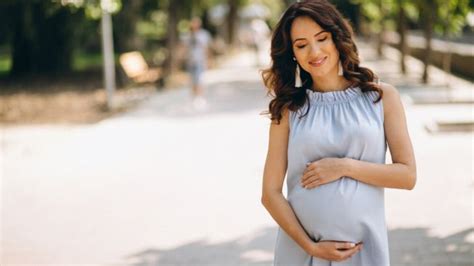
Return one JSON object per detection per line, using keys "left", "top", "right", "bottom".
{"left": 294, "top": 51, "right": 310, "bottom": 71}
{"left": 324, "top": 42, "right": 340, "bottom": 60}
{"left": 293, "top": 48, "right": 305, "bottom": 61}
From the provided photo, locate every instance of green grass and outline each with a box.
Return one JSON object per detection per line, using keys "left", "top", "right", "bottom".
{"left": 73, "top": 52, "right": 104, "bottom": 71}
{"left": 0, "top": 50, "right": 143, "bottom": 75}
{"left": 73, "top": 51, "right": 122, "bottom": 71}
{"left": 0, "top": 51, "right": 106, "bottom": 75}
{"left": 0, "top": 53, "right": 11, "bottom": 76}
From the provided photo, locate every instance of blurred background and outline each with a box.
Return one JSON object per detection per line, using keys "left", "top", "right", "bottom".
{"left": 1, "top": 0, "right": 473, "bottom": 265}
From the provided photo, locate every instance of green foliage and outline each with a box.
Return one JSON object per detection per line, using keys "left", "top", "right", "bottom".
{"left": 0, "top": 0, "right": 289, "bottom": 76}
{"left": 72, "top": 51, "right": 104, "bottom": 71}
{"left": 435, "top": 0, "right": 470, "bottom": 36}
{"left": 0, "top": 53, "right": 11, "bottom": 75}
{"left": 178, "top": 19, "right": 191, "bottom": 33}
{"left": 361, "top": 1, "right": 385, "bottom": 32}
{"left": 189, "top": 0, "right": 226, "bottom": 16}
{"left": 353, "top": 0, "right": 470, "bottom": 36}
{"left": 412, "top": 0, "right": 471, "bottom": 37}
{"left": 58, "top": 0, "right": 123, "bottom": 19}
{"left": 350, "top": 0, "right": 386, "bottom": 33}
{"left": 137, "top": 10, "right": 168, "bottom": 40}
{"left": 403, "top": 1, "right": 418, "bottom": 21}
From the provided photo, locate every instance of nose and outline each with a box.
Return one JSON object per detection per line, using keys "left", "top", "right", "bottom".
{"left": 309, "top": 42, "right": 322, "bottom": 58}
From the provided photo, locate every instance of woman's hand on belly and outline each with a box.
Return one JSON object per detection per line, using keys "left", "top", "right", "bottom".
{"left": 301, "top": 158, "right": 349, "bottom": 189}
{"left": 307, "top": 240, "right": 363, "bottom": 262}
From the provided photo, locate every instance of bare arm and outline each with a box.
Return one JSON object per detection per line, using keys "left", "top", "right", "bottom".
{"left": 261, "top": 110, "right": 363, "bottom": 260}
{"left": 261, "top": 109, "right": 315, "bottom": 253}
{"left": 301, "top": 83, "right": 416, "bottom": 190}
{"left": 345, "top": 83, "right": 416, "bottom": 189}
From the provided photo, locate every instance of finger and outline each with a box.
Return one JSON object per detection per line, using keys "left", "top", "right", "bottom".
{"left": 335, "top": 242, "right": 356, "bottom": 250}
{"left": 334, "top": 246, "right": 360, "bottom": 262}
{"left": 303, "top": 164, "right": 312, "bottom": 176}
{"left": 306, "top": 177, "right": 327, "bottom": 188}
{"left": 303, "top": 178, "right": 322, "bottom": 189}
{"left": 301, "top": 170, "right": 315, "bottom": 182}
{"left": 337, "top": 245, "right": 361, "bottom": 260}
{"left": 302, "top": 178, "right": 320, "bottom": 189}
{"left": 301, "top": 172, "right": 320, "bottom": 186}
{"left": 300, "top": 172, "right": 316, "bottom": 184}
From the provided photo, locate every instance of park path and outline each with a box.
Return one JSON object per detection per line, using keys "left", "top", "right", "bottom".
{"left": 1, "top": 40, "right": 473, "bottom": 265}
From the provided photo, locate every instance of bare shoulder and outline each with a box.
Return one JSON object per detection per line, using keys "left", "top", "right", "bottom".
{"left": 271, "top": 107, "right": 290, "bottom": 127}
{"left": 377, "top": 82, "right": 407, "bottom": 122}
{"left": 379, "top": 82, "right": 400, "bottom": 99}
{"left": 379, "top": 82, "right": 402, "bottom": 112}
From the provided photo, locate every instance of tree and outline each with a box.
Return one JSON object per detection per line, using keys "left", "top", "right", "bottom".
{"left": 356, "top": 0, "right": 391, "bottom": 57}
{"left": 397, "top": 0, "right": 408, "bottom": 74}
{"left": 332, "top": 0, "right": 362, "bottom": 35}
{"left": 435, "top": 0, "right": 470, "bottom": 81}
{"left": 7, "top": 1, "right": 82, "bottom": 76}
{"left": 165, "top": 0, "right": 181, "bottom": 74}
{"left": 227, "top": 0, "right": 239, "bottom": 46}
{"left": 416, "top": 0, "right": 436, "bottom": 83}
{"left": 0, "top": 0, "right": 126, "bottom": 77}
{"left": 114, "top": 0, "right": 144, "bottom": 53}
{"left": 415, "top": 0, "right": 470, "bottom": 83}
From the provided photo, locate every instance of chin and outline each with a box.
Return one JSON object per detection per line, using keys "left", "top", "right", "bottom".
{"left": 309, "top": 69, "right": 329, "bottom": 78}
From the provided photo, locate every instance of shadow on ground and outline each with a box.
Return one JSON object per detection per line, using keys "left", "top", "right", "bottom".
{"left": 121, "top": 227, "right": 474, "bottom": 265}
{"left": 123, "top": 227, "right": 276, "bottom": 266}
{"left": 389, "top": 227, "right": 474, "bottom": 266}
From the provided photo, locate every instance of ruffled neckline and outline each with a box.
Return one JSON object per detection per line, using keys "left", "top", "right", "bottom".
{"left": 306, "top": 86, "right": 362, "bottom": 104}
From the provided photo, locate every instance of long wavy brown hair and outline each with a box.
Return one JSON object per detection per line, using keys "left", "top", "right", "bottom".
{"left": 262, "top": 0, "right": 382, "bottom": 124}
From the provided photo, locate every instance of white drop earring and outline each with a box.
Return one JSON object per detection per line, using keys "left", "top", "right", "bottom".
{"left": 338, "top": 60, "right": 344, "bottom": 76}
{"left": 293, "top": 57, "right": 302, "bottom": 88}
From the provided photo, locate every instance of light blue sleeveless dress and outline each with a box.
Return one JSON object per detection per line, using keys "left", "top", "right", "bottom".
{"left": 274, "top": 86, "right": 390, "bottom": 266}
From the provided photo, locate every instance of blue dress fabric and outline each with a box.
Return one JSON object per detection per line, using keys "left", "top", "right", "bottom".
{"left": 274, "top": 86, "right": 390, "bottom": 266}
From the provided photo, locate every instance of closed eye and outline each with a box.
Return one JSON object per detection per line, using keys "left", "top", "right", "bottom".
{"left": 296, "top": 44, "right": 306, "bottom": 49}
{"left": 318, "top": 37, "right": 327, "bottom": 42}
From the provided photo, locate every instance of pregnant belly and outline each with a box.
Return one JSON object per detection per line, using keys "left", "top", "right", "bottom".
{"left": 287, "top": 177, "right": 384, "bottom": 243}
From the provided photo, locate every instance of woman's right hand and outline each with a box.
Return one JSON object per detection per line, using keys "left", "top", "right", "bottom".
{"left": 307, "top": 240, "right": 363, "bottom": 262}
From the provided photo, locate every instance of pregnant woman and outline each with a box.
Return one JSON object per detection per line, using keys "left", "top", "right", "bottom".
{"left": 261, "top": 1, "right": 416, "bottom": 265}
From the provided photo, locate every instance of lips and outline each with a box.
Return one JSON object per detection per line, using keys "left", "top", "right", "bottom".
{"left": 309, "top": 56, "right": 327, "bottom": 67}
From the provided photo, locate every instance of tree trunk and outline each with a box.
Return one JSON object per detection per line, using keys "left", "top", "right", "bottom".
{"left": 227, "top": 0, "right": 238, "bottom": 46}
{"left": 422, "top": 2, "right": 435, "bottom": 84}
{"left": 376, "top": 0, "right": 386, "bottom": 58}
{"left": 442, "top": 31, "right": 452, "bottom": 88}
{"left": 114, "top": 0, "right": 143, "bottom": 53}
{"left": 397, "top": 0, "right": 407, "bottom": 74}
{"left": 10, "top": 2, "right": 34, "bottom": 76}
{"left": 165, "top": 0, "right": 179, "bottom": 75}
{"left": 35, "top": 2, "right": 75, "bottom": 74}
{"left": 376, "top": 29, "right": 384, "bottom": 58}
{"left": 10, "top": 1, "right": 75, "bottom": 76}
{"left": 353, "top": 3, "right": 362, "bottom": 36}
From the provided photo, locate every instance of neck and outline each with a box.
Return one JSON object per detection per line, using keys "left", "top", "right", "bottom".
{"left": 312, "top": 73, "right": 351, "bottom": 92}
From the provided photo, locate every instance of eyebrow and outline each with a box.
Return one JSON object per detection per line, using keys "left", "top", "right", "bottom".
{"left": 292, "top": 30, "right": 327, "bottom": 43}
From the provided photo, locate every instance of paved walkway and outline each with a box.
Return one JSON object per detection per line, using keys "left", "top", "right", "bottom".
{"left": 1, "top": 40, "right": 473, "bottom": 265}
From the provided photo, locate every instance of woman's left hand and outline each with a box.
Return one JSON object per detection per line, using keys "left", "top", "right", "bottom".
{"left": 301, "top": 158, "right": 348, "bottom": 189}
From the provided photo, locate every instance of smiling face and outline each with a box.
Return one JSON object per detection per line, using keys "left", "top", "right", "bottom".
{"left": 291, "top": 16, "right": 340, "bottom": 80}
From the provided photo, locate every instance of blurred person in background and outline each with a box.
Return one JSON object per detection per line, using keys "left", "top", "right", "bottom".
{"left": 261, "top": 0, "right": 416, "bottom": 265}
{"left": 184, "top": 17, "right": 212, "bottom": 110}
